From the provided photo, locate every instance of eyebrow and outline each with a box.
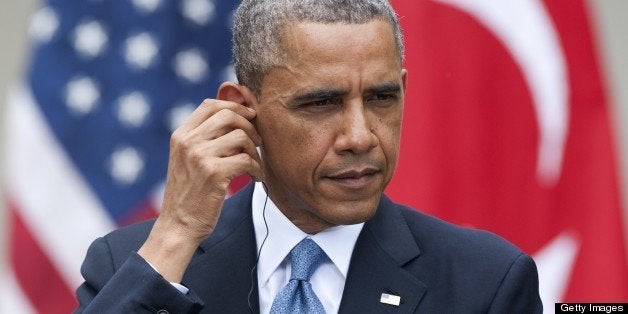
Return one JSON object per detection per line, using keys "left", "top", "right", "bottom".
{"left": 292, "top": 88, "right": 349, "bottom": 104}
{"left": 366, "top": 82, "right": 401, "bottom": 95}
{"left": 291, "top": 81, "right": 402, "bottom": 104}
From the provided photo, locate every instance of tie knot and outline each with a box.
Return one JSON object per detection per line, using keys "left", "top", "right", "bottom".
{"left": 289, "top": 238, "right": 325, "bottom": 281}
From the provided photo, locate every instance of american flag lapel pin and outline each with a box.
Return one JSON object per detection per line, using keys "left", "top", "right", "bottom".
{"left": 380, "top": 293, "right": 401, "bottom": 306}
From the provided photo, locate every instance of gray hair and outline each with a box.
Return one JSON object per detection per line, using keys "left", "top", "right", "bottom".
{"left": 232, "top": 0, "right": 404, "bottom": 95}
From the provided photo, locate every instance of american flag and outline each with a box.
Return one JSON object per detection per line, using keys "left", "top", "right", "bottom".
{"left": 1, "top": 0, "right": 241, "bottom": 312}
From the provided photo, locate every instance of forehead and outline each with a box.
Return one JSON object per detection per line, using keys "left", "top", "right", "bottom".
{"left": 283, "top": 19, "right": 399, "bottom": 66}
{"left": 259, "top": 20, "right": 401, "bottom": 96}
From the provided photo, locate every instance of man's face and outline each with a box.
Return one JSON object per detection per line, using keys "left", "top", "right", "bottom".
{"left": 252, "top": 19, "right": 407, "bottom": 233}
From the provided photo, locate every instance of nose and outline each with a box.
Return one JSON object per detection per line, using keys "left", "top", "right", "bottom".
{"left": 334, "top": 101, "right": 378, "bottom": 154}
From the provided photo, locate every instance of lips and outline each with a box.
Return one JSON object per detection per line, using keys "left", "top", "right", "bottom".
{"left": 328, "top": 168, "right": 378, "bottom": 179}
{"left": 325, "top": 167, "right": 380, "bottom": 189}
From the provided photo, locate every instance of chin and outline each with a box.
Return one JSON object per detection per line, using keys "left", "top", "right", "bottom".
{"left": 324, "top": 198, "right": 380, "bottom": 225}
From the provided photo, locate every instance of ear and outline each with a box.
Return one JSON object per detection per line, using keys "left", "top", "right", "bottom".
{"left": 401, "top": 68, "right": 408, "bottom": 93}
{"left": 217, "top": 82, "right": 245, "bottom": 103}
{"left": 216, "top": 82, "right": 258, "bottom": 109}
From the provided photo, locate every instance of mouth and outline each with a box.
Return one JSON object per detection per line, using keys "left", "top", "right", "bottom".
{"left": 325, "top": 168, "right": 380, "bottom": 189}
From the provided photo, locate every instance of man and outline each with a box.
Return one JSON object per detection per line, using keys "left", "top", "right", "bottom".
{"left": 75, "top": 0, "right": 542, "bottom": 313}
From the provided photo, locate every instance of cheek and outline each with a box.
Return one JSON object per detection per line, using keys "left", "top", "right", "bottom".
{"left": 379, "top": 114, "right": 403, "bottom": 172}
{"left": 261, "top": 115, "right": 331, "bottom": 171}
{"left": 278, "top": 118, "right": 324, "bottom": 148}
{"left": 292, "top": 120, "right": 334, "bottom": 163}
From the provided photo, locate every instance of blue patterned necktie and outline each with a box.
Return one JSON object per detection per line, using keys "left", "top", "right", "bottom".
{"left": 270, "top": 238, "right": 327, "bottom": 314}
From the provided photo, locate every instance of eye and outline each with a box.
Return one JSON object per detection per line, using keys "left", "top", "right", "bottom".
{"left": 366, "top": 93, "right": 398, "bottom": 105}
{"left": 302, "top": 98, "right": 342, "bottom": 111}
{"left": 379, "top": 93, "right": 397, "bottom": 100}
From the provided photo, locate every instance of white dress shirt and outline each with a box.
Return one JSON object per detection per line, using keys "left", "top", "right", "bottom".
{"left": 252, "top": 182, "right": 364, "bottom": 314}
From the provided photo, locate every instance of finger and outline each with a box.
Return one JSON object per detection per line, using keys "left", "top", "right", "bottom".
{"left": 191, "top": 108, "right": 262, "bottom": 146}
{"left": 213, "top": 152, "right": 264, "bottom": 182}
{"left": 177, "top": 99, "right": 256, "bottom": 134}
{"left": 214, "top": 129, "right": 262, "bottom": 164}
{"left": 194, "top": 129, "right": 263, "bottom": 179}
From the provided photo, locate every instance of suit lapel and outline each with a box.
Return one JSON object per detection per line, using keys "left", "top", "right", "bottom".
{"left": 175, "top": 187, "right": 427, "bottom": 313}
{"left": 181, "top": 183, "right": 261, "bottom": 313}
{"left": 339, "top": 196, "right": 427, "bottom": 313}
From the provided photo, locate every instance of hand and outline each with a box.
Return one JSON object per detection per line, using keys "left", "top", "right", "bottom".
{"left": 138, "top": 97, "right": 263, "bottom": 283}
{"left": 161, "top": 98, "right": 263, "bottom": 241}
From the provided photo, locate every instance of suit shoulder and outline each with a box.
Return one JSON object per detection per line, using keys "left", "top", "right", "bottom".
{"left": 97, "top": 219, "right": 156, "bottom": 265}
{"left": 398, "top": 205, "right": 524, "bottom": 261}
{"left": 391, "top": 204, "right": 541, "bottom": 312}
{"left": 104, "top": 219, "right": 155, "bottom": 243}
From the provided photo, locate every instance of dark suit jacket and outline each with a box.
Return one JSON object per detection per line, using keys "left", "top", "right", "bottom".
{"left": 75, "top": 183, "right": 542, "bottom": 313}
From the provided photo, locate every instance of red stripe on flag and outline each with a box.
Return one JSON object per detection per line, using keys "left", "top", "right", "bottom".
{"left": 9, "top": 201, "right": 76, "bottom": 314}
{"left": 117, "top": 199, "right": 159, "bottom": 227}
{"left": 229, "top": 174, "right": 251, "bottom": 194}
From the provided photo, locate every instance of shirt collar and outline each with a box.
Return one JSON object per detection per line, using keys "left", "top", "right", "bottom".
{"left": 251, "top": 182, "right": 364, "bottom": 287}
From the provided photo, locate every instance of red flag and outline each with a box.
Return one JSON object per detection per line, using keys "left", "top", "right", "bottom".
{"left": 388, "top": 0, "right": 628, "bottom": 304}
